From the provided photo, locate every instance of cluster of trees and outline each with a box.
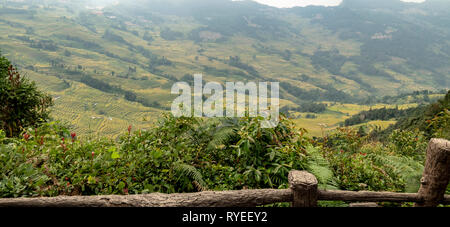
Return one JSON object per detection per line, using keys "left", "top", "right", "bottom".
{"left": 128, "top": 66, "right": 137, "bottom": 74}
{"left": 102, "top": 50, "right": 138, "bottom": 65}
{"left": 103, "top": 30, "right": 127, "bottom": 44}
{"left": 129, "top": 45, "right": 173, "bottom": 74}
{"left": 149, "top": 56, "right": 172, "bottom": 67}
{"left": 134, "top": 46, "right": 172, "bottom": 67}
{"left": 252, "top": 44, "right": 292, "bottom": 61}
{"left": 305, "top": 114, "right": 318, "bottom": 119}
{"left": 12, "top": 36, "right": 59, "bottom": 51}
{"left": 78, "top": 74, "right": 160, "bottom": 109}
{"left": 8, "top": 35, "right": 31, "bottom": 42}
{"left": 281, "top": 102, "right": 327, "bottom": 114}
{"left": 311, "top": 49, "right": 346, "bottom": 75}
{"left": 344, "top": 107, "right": 416, "bottom": 127}
{"left": 0, "top": 6, "right": 30, "bottom": 15}
{"left": 148, "top": 55, "right": 172, "bottom": 74}
{"left": 124, "top": 91, "right": 137, "bottom": 102}
{"left": 202, "top": 66, "right": 247, "bottom": 79}
{"left": 50, "top": 60, "right": 87, "bottom": 76}
{"left": 143, "top": 31, "right": 154, "bottom": 43}
{"left": 64, "top": 50, "right": 71, "bottom": 57}
{"left": 61, "top": 35, "right": 102, "bottom": 50}
{"left": 281, "top": 50, "right": 292, "bottom": 61}
{"left": 79, "top": 75, "right": 123, "bottom": 94}
{"left": 158, "top": 73, "right": 177, "bottom": 82}
{"left": 280, "top": 82, "right": 353, "bottom": 103}
{"left": 160, "top": 28, "right": 184, "bottom": 41}
{"left": 300, "top": 102, "right": 327, "bottom": 113}
{"left": 358, "top": 90, "right": 447, "bottom": 105}
{"left": 227, "top": 56, "right": 260, "bottom": 78}
{"left": 138, "top": 99, "right": 166, "bottom": 110}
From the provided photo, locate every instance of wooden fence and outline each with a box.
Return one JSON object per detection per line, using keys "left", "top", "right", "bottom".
{"left": 0, "top": 138, "right": 449, "bottom": 207}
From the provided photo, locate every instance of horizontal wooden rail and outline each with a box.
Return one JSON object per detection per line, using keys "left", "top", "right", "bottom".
{"left": 0, "top": 189, "right": 292, "bottom": 207}
{"left": 0, "top": 188, "right": 448, "bottom": 207}
{"left": 318, "top": 190, "right": 450, "bottom": 204}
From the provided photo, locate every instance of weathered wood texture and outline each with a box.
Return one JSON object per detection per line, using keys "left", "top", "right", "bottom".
{"left": 0, "top": 189, "right": 292, "bottom": 207}
{"left": 415, "top": 138, "right": 450, "bottom": 207}
{"left": 349, "top": 203, "right": 379, "bottom": 207}
{"left": 317, "top": 190, "right": 449, "bottom": 203}
{"left": 289, "top": 171, "right": 318, "bottom": 207}
{"left": 0, "top": 189, "right": 448, "bottom": 207}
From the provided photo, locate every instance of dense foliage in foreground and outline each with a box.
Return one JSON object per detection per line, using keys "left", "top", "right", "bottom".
{"left": 0, "top": 115, "right": 311, "bottom": 197}
{"left": 0, "top": 91, "right": 448, "bottom": 206}
{"left": 0, "top": 110, "right": 445, "bottom": 199}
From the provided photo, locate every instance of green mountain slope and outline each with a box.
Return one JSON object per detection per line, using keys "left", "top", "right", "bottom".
{"left": 0, "top": 0, "right": 448, "bottom": 137}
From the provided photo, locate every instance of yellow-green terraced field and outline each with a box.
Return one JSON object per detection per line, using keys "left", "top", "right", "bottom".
{"left": 1, "top": 0, "right": 448, "bottom": 138}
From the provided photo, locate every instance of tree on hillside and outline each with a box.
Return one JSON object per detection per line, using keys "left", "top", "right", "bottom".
{"left": 0, "top": 54, "right": 53, "bottom": 137}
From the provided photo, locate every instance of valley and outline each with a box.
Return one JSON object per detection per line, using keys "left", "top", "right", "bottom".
{"left": 0, "top": 0, "right": 449, "bottom": 137}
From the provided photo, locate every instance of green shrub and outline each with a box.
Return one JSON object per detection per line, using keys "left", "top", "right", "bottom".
{"left": 388, "top": 129, "right": 427, "bottom": 161}
{"left": 429, "top": 109, "right": 450, "bottom": 140}
{"left": 0, "top": 56, "right": 53, "bottom": 137}
{"left": 0, "top": 114, "right": 312, "bottom": 198}
{"left": 322, "top": 128, "right": 407, "bottom": 192}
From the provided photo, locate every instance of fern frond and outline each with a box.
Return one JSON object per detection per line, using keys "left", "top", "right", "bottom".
{"left": 206, "top": 119, "right": 239, "bottom": 151}
{"left": 207, "top": 127, "right": 236, "bottom": 151}
{"left": 305, "top": 145, "right": 337, "bottom": 190}
{"left": 173, "top": 163, "right": 208, "bottom": 191}
{"left": 369, "top": 153, "right": 423, "bottom": 193}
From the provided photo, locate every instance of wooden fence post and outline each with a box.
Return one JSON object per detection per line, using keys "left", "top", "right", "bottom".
{"left": 415, "top": 138, "right": 450, "bottom": 207}
{"left": 289, "top": 171, "right": 318, "bottom": 207}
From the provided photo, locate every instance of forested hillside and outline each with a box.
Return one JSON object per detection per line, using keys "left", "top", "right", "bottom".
{"left": 0, "top": 0, "right": 449, "bottom": 137}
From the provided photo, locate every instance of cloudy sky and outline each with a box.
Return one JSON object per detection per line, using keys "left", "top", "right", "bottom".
{"left": 251, "top": 0, "right": 426, "bottom": 8}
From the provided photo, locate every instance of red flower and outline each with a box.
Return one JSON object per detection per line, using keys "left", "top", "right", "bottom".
{"left": 71, "top": 132, "right": 77, "bottom": 140}
{"left": 128, "top": 125, "right": 132, "bottom": 134}
{"left": 67, "top": 182, "right": 70, "bottom": 186}
{"left": 39, "top": 136, "right": 44, "bottom": 145}
{"left": 65, "top": 177, "right": 69, "bottom": 181}
{"left": 91, "top": 152, "right": 95, "bottom": 158}
{"left": 123, "top": 188, "right": 129, "bottom": 194}
{"left": 61, "top": 137, "right": 65, "bottom": 142}
{"left": 23, "top": 133, "right": 30, "bottom": 141}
